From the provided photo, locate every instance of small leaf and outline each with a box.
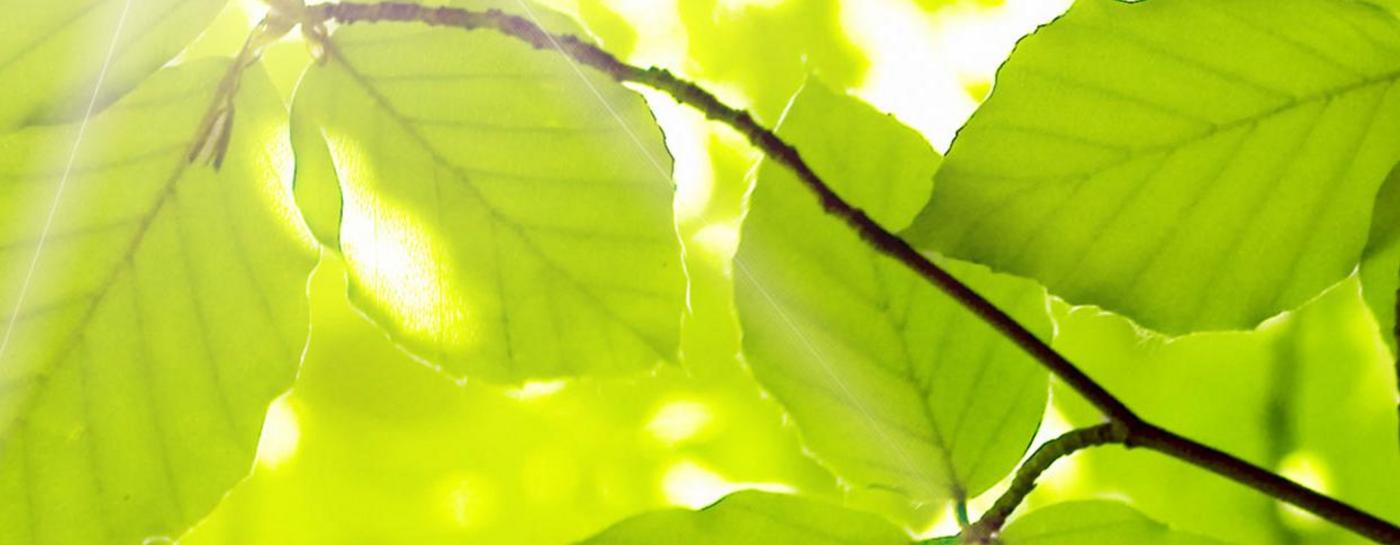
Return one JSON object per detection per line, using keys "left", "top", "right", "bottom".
{"left": 903, "top": 0, "right": 1400, "bottom": 334}
{"left": 0, "top": 0, "right": 228, "bottom": 131}
{"left": 576, "top": 491, "right": 911, "bottom": 545}
{"left": 735, "top": 80, "right": 1049, "bottom": 504}
{"left": 0, "top": 60, "right": 315, "bottom": 545}
{"left": 290, "top": 2, "right": 686, "bottom": 382}
{"left": 1000, "top": 501, "right": 1227, "bottom": 545}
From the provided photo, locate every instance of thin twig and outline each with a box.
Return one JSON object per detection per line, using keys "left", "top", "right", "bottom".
{"left": 292, "top": 4, "right": 1400, "bottom": 542}
{"left": 966, "top": 424, "right": 1125, "bottom": 542}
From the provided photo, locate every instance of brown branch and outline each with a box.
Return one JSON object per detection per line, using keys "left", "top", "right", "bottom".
{"left": 298, "top": 3, "right": 1400, "bottom": 543}
{"left": 965, "top": 424, "right": 1126, "bottom": 543}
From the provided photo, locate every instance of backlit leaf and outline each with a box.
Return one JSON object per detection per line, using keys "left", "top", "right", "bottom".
{"left": 0, "top": 0, "right": 227, "bottom": 130}
{"left": 576, "top": 491, "right": 911, "bottom": 545}
{"left": 290, "top": 1, "right": 686, "bottom": 382}
{"left": 0, "top": 60, "right": 315, "bottom": 545}
{"left": 1360, "top": 162, "right": 1400, "bottom": 356}
{"left": 735, "top": 80, "right": 1049, "bottom": 504}
{"left": 904, "top": 0, "right": 1400, "bottom": 334}
{"left": 1000, "top": 501, "right": 1225, "bottom": 545}
{"left": 1037, "top": 280, "right": 1400, "bottom": 544}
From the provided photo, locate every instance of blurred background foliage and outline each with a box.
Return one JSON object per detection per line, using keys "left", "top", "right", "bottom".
{"left": 168, "top": 0, "right": 1399, "bottom": 543}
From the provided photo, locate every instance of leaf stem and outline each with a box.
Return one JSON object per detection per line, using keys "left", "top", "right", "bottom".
{"left": 303, "top": 3, "right": 1400, "bottom": 543}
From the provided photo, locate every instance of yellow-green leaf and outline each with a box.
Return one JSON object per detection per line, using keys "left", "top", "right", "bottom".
{"left": 1001, "top": 501, "right": 1226, "bottom": 545}
{"left": 735, "top": 80, "right": 1049, "bottom": 504}
{"left": 290, "top": 2, "right": 685, "bottom": 382}
{"left": 0, "top": 0, "right": 227, "bottom": 130}
{"left": 904, "top": 0, "right": 1400, "bottom": 334}
{"left": 576, "top": 491, "right": 911, "bottom": 545}
{"left": 0, "top": 60, "right": 315, "bottom": 544}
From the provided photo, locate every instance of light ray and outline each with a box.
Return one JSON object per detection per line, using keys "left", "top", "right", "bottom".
{"left": 0, "top": 0, "right": 135, "bottom": 365}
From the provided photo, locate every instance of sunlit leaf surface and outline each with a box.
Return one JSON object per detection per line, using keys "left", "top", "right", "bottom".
{"left": 1000, "top": 501, "right": 1225, "bottom": 545}
{"left": 290, "top": 1, "right": 686, "bottom": 382}
{"left": 735, "top": 80, "right": 1049, "bottom": 504}
{"left": 904, "top": 0, "right": 1400, "bottom": 334}
{"left": 678, "top": 0, "right": 866, "bottom": 120}
{"left": 0, "top": 60, "right": 314, "bottom": 545}
{"left": 0, "top": 0, "right": 227, "bottom": 130}
{"left": 577, "top": 491, "right": 910, "bottom": 545}
{"left": 1037, "top": 280, "right": 1400, "bottom": 544}
{"left": 1360, "top": 163, "right": 1400, "bottom": 357}
{"left": 180, "top": 257, "right": 838, "bottom": 545}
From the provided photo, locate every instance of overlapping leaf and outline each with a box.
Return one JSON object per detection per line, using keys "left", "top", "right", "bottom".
{"left": 1360, "top": 163, "right": 1400, "bottom": 357}
{"left": 181, "top": 257, "right": 838, "bottom": 545}
{"left": 1000, "top": 501, "right": 1225, "bottom": 545}
{"left": 291, "top": 0, "right": 685, "bottom": 382}
{"left": 576, "top": 491, "right": 911, "bottom": 545}
{"left": 734, "top": 81, "right": 1049, "bottom": 504}
{"left": 1041, "top": 280, "right": 1400, "bottom": 544}
{"left": 0, "top": 0, "right": 227, "bottom": 131}
{"left": 904, "top": 0, "right": 1400, "bottom": 334}
{"left": 0, "top": 60, "right": 315, "bottom": 545}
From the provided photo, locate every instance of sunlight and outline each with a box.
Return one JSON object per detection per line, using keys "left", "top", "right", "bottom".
{"left": 440, "top": 473, "right": 496, "bottom": 529}
{"left": 503, "top": 380, "right": 569, "bottom": 401}
{"left": 647, "top": 399, "right": 712, "bottom": 444}
{"left": 661, "top": 459, "right": 796, "bottom": 509}
{"left": 324, "top": 132, "right": 473, "bottom": 350}
{"left": 662, "top": 459, "right": 735, "bottom": 508}
{"left": 844, "top": 0, "right": 1069, "bottom": 151}
{"left": 640, "top": 90, "right": 715, "bottom": 223}
{"left": 255, "top": 395, "right": 300, "bottom": 470}
{"left": 1276, "top": 451, "right": 1332, "bottom": 530}
{"left": 247, "top": 113, "right": 317, "bottom": 254}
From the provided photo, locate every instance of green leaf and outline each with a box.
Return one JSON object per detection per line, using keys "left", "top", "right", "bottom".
{"left": 575, "top": 491, "right": 911, "bottom": 545}
{"left": 180, "top": 257, "right": 840, "bottom": 545}
{"left": 1000, "top": 501, "right": 1226, "bottom": 545}
{"left": 290, "top": 3, "right": 686, "bottom": 382}
{"left": 1360, "top": 162, "right": 1400, "bottom": 357}
{"left": 1040, "top": 280, "right": 1400, "bottom": 544}
{"left": 0, "top": 0, "right": 227, "bottom": 131}
{"left": 0, "top": 60, "right": 315, "bottom": 544}
{"left": 734, "top": 80, "right": 1049, "bottom": 504}
{"left": 903, "top": 0, "right": 1400, "bottom": 334}
{"left": 678, "top": 0, "right": 867, "bottom": 120}
{"left": 1360, "top": 162, "right": 1400, "bottom": 433}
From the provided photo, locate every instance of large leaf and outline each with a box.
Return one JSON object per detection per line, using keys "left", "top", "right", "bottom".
{"left": 181, "top": 257, "right": 838, "bottom": 545}
{"left": 1000, "top": 501, "right": 1225, "bottom": 545}
{"left": 734, "top": 80, "right": 1049, "bottom": 504}
{"left": 576, "top": 491, "right": 910, "bottom": 545}
{"left": 0, "top": 0, "right": 227, "bottom": 131}
{"left": 903, "top": 0, "right": 1400, "bottom": 334}
{"left": 291, "top": 1, "right": 685, "bottom": 382}
{"left": 1037, "top": 280, "right": 1400, "bottom": 544}
{"left": 0, "top": 60, "right": 315, "bottom": 544}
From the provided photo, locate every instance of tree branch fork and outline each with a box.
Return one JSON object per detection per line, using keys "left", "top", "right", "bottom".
{"left": 212, "top": 2, "right": 1400, "bottom": 543}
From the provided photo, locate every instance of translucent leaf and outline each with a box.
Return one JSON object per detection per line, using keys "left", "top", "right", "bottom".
{"left": 679, "top": 0, "right": 867, "bottom": 120}
{"left": 1360, "top": 162, "right": 1400, "bottom": 357}
{"left": 1000, "top": 501, "right": 1226, "bottom": 545}
{"left": 576, "top": 491, "right": 910, "bottom": 545}
{"left": 0, "top": 60, "right": 315, "bottom": 545}
{"left": 735, "top": 80, "right": 1049, "bottom": 504}
{"left": 290, "top": 2, "right": 685, "bottom": 382}
{"left": 1039, "top": 280, "right": 1400, "bottom": 544}
{"left": 0, "top": 0, "right": 227, "bottom": 130}
{"left": 903, "top": 0, "right": 1400, "bottom": 334}
{"left": 180, "top": 257, "right": 839, "bottom": 545}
